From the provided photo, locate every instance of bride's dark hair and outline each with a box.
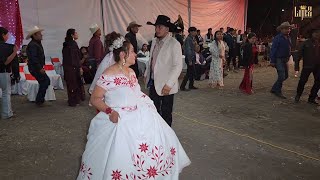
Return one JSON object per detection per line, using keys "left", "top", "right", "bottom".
{"left": 105, "top": 31, "right": 131, "bottom": 62}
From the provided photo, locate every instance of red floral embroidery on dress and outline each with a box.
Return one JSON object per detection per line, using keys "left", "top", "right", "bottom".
{"left": 79, "top": 162, "right": 93, "bottom": 180}
{"left": 112, "top": 170, "right": 122, "bottom": 180}
{"left": 146, "top": 166, "right": 158, "bottom": 178}
{"left": 139, "top": 143, "right": 149, "bottom": 153}
{"left": 129, "top": 74, "right": 137, "bottom": 88}
{"left": 170, "top": 147, "right": 176, "bottom": 156}
{"left": 121, "top": 105, "right": 138, "bottom": 112}
{"left": 111, "top": 143, "right": 176, "bottom": 179}
{"left": 140, "top": 94, "right": 157, "bottom": 110}
{"left": 97, "top": 74, "right": 137, "bottom": 91}
{"left": 114, "top": 77, "right": 122, "bottom": 85}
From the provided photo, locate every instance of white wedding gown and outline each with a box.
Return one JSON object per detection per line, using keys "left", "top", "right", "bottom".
{"left": 77, "top": 72, "right": 191, "bottom": 180}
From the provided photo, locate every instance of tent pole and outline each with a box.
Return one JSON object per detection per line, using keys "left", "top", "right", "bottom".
{"left": 36, "top": 0, "right": 40, "bottom": 26}
{"left": 244, "top": 0, "right": 248, "bottom": 31}
{"left": 100, "top": 0, "right": 106, "bottom": 47}
{"left": 188, "top": 0, "right": 191, "bottom": 28}
{"left": 101, "top": 0, "right": 106, "bottom": 37}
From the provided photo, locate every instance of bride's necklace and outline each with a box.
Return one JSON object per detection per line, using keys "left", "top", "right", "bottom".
{"left": 118, "top": 63, "right": 130, "bottom": 78}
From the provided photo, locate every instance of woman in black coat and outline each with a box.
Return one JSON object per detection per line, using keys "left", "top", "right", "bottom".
{"left": 62, "top": 29, "right": 85, "bottom": 106}
{"left": 239, "top": 33, "right": 258, "bottom": 94}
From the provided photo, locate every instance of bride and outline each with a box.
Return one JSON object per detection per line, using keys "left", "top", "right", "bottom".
{"left": 77, "top": 32, "right": 190, "bottom": 180}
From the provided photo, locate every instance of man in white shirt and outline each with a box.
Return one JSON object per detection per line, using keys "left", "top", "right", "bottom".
{"left": 145, "top": 15, "right": 183, "bottom": 127}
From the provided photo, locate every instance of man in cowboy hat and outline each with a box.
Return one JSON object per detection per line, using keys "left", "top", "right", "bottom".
{"left": 88, "top": 23, "right": 104, "bottom": 66}
{"left": 144, "top": 15, "right": 182, "bottom": 127}
{"left": 295, "top": 28, "right": 320, "bottom": 104}
{"left": 125, "top": 21, "right": 142, "bottom": 77}
{"left": 270, "top": 22, "right": 294, "bottom": 99}
{"left": 26, "top": 26, "right": 50, "bottom": 106}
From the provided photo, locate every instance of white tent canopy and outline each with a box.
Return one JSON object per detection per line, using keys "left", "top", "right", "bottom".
{"left": 20, "top": 0, "right": 247, "bottom": 61}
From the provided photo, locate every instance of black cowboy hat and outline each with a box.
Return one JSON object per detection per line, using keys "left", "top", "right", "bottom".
{"left": 147, "top": 15, "right": 177, "bottom": 32}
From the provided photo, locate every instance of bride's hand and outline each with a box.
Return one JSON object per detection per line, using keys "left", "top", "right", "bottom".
{"left": 109, "top": 111, "right": 119, "bottom": 123}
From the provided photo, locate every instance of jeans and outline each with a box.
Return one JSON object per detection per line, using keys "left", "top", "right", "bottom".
{"left": 296, "top": 66, "right": 320, "bottom": 101}
{"left": 180, "top": 64, "right": 195, "bottom": 88}
{"left": 271, "top": 58, "right": 289, "bottom": 93}
{"left": 149, "top": 84, "right": 174, "bottom": 126}
{"left": 0, "top": 73, "right": 13, "bottom": 119}
{"left": 30, "top": 71, "right": 50, "bottom": 104}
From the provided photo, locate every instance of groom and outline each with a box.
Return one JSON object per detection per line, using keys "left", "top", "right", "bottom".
{"left": 144, "top": 15, "right": 182, "bottom": 127}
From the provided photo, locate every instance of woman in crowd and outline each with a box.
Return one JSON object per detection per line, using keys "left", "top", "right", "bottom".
{"left": 239, "top": 33, "right": 258, "bottom": 94}
{"left": 209, "top": 30, "right": 225, "bottom": 88}
{"left": 80, "top": 46, "right": 94, "bottom": 84}
{"left": 77, "top": 32, "right": 190, "bottom": 179}
{"left": 238, "top": 34, "right": 248, "bottom": 68}
{"left": 0, "top": 27, "right": 18, "bottom": 119}
{"left": 137, "top": 43, "right": 150, "bottom": 57}
{"left": 195, "top": 45, "right": 206, "bottom": 80}
{"left": 62, "top": 28, "right": 85, "bottom": 106}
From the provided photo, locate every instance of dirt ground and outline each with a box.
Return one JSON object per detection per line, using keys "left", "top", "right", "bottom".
{"left": 1, "top": 63, "right": 320, "bottom": 180}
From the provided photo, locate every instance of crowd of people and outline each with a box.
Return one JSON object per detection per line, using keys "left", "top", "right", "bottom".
{"left": 0, "top": 18, "right": 319, "bottom": 115}
{"left": 0, "top": 13, "right": 319, "bottom": 179}
{"left": 172, "top": 22, "right": 320, "bottom": 102}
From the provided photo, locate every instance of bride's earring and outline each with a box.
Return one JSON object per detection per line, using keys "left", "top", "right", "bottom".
{"left": 122, "top": 59, "right": 126, "bottom": 66}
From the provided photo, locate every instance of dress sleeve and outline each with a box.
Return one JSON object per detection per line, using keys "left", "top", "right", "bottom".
{"left": 96, "top": 75, "right": 111, "bottom": 91}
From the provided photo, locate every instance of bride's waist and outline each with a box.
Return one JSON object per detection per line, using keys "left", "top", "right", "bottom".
{"left": 110, "top": 104, "right": 138, "bottom": 112}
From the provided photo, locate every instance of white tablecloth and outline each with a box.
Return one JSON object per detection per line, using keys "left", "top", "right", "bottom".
{"left": 24, "top": 64, "right": 64, "bottom": 90}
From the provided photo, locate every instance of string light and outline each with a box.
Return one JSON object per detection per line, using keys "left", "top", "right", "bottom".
{"left": 0, "top": 0, "right": 23, "bottom": 48}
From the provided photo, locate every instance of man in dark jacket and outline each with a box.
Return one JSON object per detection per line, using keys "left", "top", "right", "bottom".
{"left": 180, "top": 27, "right": 198, "bottom": 91}
{"left": 224, "top": 28, "right": 237, "bottom": 71}
{"left": 125, "top": 21, "right": 141, "bottom": 77}
{"left": 26, "top": 26, "right": 50, "bottom": 106}
{"left": 295, "top": 28, "right": 320, "bottom": 104}
{"left": 88, "top": 24, "right": 104, "bottom": 71}
{"left": 175, "top": 27, "right": 184, "bottom": 48}
{"left": 270, "top": 22, "right": 293, "bottom": 99}
{"left": 195, "top": 30, "right": 204, "bottom": 51}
